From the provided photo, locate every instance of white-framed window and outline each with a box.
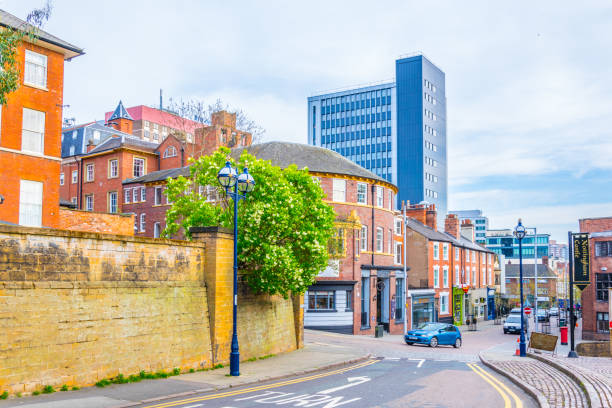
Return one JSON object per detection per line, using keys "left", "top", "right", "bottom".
{"left": 361, "top": 225, "right": 368, "bottom": 251}
{"left": 155, "top": 186, "right": 163, "bottom": 205}
{"left": 166, "top": 189, "right": 173, "bottom": 205}
{"left": 163, "top": 146, "right": 177, "bottom": 158}
{"left": 482, "top": 252, "right": 486, "bottom": 265}
{"left": 433, "top": 242, "right": 439, "bottom": 260}
{"left": 395, "top": 242, "right": 402, "bottom": 264}
{"left": 140, "top": 213, "right": 146, "bottom": 232}
{"left": 440, "top": 292, "right": 449, "bottom": 314}
{"left": 154, "top": 222, "right": 161, "bottom": 238}
{"left": 69, "top": 145, "right": 75, "bottom": 156}
{"left": 86, "top": 164, "right": 94, "bottom": 182}
{"left": 24, "top": 50, "right": 47, "bottom": 88}
{"left": 108, "top": 159, "right": 118, "bottom": 178}
{"left": 395, "top": 218, "right": 402, "bottom": 235}
{"left": 388, "top": 228, "right": 393, "bottom": 253}
{"left": 471, "top": 251, "right": 475, "bottom": 263}
{"left": 472, "top": 267, "right": 477, "bottom": 285}
{"left": 433, "top": 265, "right": 440, "bottom": 288}
{"left": 443, "top": 243, "right": 449, "bottom": 260}
{"left": 332, "top": 178, "right": 346, "bottom": 202}
{"left": 71, "top": 197, "right": 77, "bottom": 205}
{"left": 357, "top": 183, "right": 367, "bottom": 204}
{"left": 133, "top": 188, "right": 139, "bottom": 202}
{"left": 466, "top": 267, "right": 470, "bottom": 285}
{"left": 443, "top": 266, "right": 449, "bottom": 288}
{"left": 388, "top": 190, "right": 393, "bottom": 210}
{"left": 376, "top": 186, "right": 383, "bottom": 207}
{"left": 22, "top": 108, "right": 45, "bottom": 153}
{"left": 140, "top": 186, "right": 146, "bottom": 202}
{"left": 133, "top": 214, "right": 138, "bottom": 232}
{"left": 376, "top": 227, "right": 383, "bottom": 252}
{"left": 133, "top": 157, "right": 145, "bottom": 177}
{"left": 59, "top": 173, "right": 64, "bottom": 185}
{"left": 85, "top": 194, "right": 93, "bottom": 211}
{"left": 71, "top": 170, "right": 78, "bottom": 184}
{"left": 488, "top": 254, "right": 492, "bottom": 264}
{"left": 466, "top": 249, "right": 470, "bottom": 262}
{"left": 488, "top": 268, "right": 492, "bottom": 286}
{"left": 455, "top": 247, "right": 459, "bottom": 261}
{"left": 455, "top": 265, "right": 460, "bottom": 285}
{"left": 19, "top": 179, "right": 43, "bottom": 227}
{"left": 108, "top": 191, "right": 118, "bottom": 213}
{"left": 124, "top": 188, "right": 131, "bottom": 203}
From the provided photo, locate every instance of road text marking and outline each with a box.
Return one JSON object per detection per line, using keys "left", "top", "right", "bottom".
{"left": 408, "top": 358, "right": 425, "bottom": 368}
{"left": 318, "top": 377, "right": 371, "bottom": 394}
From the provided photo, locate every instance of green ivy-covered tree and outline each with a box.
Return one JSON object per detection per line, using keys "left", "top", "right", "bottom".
{"left": 164, "top": 147, "right": 336, "bottom": 298}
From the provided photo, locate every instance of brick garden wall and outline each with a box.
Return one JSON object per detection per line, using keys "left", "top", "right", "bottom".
{"left": 58, "top": 208, "right": 135, "bottom": 235}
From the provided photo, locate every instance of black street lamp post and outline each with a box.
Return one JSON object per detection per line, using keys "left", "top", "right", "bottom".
{"left": 514, "top": 219, "right": 527, "bottom": 357}
{"left": 217, "top": 161, "right": 255, "bottom": 376}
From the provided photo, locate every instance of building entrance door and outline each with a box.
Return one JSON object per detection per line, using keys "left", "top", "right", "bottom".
{"left": 376, "top": 278, "right": 390, "bottom": 331}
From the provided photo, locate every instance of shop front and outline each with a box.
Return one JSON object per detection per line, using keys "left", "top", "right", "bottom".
{"left": 409, "top": 290, "right": 435, "bottom": 329}
{"left": 469, "top": 287, "right": 488, "bottom": 321}
{"left": 487, "top": 287, "right": 496, "bottom": 320}
{"left": 453, "top": 287, "right": 465, "bottom": 326}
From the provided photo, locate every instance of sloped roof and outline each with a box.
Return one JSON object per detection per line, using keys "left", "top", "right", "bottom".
{"left": 232, "top": 141, "right": 395, "bottom": 188}
{"left": 0, "top": 9, "right": 83, "bottom": 58}
{"left": 85, "top": 134, "right": 158, "bottom": 155}
{"left": 405, "top": 218, "right": 454, "bottom": 243}
{"left": 505, "top": 264, "right": 557, "bottom": 278}
{"left": 108, "top": 100, "right": 134, "bottom": 121}
{"left": 123, "top": 166, "right": 190, "bottom": 185}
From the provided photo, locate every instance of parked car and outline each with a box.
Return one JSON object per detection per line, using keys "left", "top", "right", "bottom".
{"left": 536, "top": 309, "right": 549, "bottom": 322}
{"left": 404, "top": 322, "right": 462, "bottom": 348}
{"left": 503, "top": 315, "right": 528, "bottom": 334}
{"left": 549, "top": 307, "right": 559, "bottom": 316}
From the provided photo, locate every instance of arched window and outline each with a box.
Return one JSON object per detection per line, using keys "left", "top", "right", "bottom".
{"left": 163, "top": 146, "right": 177, "bottom": 158}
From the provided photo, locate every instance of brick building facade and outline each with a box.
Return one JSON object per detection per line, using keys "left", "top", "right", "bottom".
{"left": 579, "top": 216, "right": 612, "bottom": 341}
{"left": 404, "top": 208, "right": 497, "bottom": 328}
{"left": 0, "top": 10, "right": 83, "bottom": 228}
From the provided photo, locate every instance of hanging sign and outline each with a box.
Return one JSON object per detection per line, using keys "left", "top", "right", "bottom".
{"left": 572, "top": 233, "right": 590, "bottom": 290}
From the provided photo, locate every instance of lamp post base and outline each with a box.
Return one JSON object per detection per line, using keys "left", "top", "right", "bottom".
{"left": 519, "top": 342, "right": 527, "bottom": 357}
{"left": 567, "top": 350, "right": 579, "bottom": 358}
{"left": 230, "top": 351, "right": 240, "bottom": 376}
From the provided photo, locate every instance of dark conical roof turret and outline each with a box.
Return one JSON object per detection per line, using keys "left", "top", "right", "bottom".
{"left": 108, "top": 100, "right": 133, "bottom": 121}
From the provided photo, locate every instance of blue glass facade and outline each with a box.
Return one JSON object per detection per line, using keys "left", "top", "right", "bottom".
{"left": 307, "top": 55, "right": 447, "bottom": 218}
{"left": 486, "top": 233, "right": 550, "bottom": 259}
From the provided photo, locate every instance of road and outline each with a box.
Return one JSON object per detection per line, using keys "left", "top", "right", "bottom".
{"left": 128, "top": 324, "right": 536, "bottom": 408}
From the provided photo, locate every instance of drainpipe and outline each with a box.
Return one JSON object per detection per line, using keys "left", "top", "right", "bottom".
{"left": 403, "top": 201, "right": 408, "bottom": 334}
{"left": 181, "top": 146, "right": 185, "bottom": 167}
{"left": 78, "top": 158, "right": 82, "bottom": 209}
{"left": 371, "top": 184, "right": 375, "bottom": 266}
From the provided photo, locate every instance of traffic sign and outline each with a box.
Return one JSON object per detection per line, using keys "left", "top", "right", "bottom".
{"left": 524, "top": 307, "right": 532, "bottom": 315}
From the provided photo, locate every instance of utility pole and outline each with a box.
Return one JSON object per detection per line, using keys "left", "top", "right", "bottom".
{"left": 533, "top": 227, "right": 538, "bottom": 333}
{"left": 403, "top": 201, "right": 408, "bottom": 335}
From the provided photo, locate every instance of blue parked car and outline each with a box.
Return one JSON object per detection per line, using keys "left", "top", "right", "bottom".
{"left": 404, "top": 322, "right": 462, "bottom": 348}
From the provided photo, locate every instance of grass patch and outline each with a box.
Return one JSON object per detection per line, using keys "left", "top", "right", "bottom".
{"left": 189, "top": 368, "right": 195, "bottom": 373}
{"left": 71, "top": 386, "right": 80, "bottom": 391}
{"left": 16, "top": 392, "right": 22, "bottom": 398}
{"left": 60, "top": 384, "right": 69, "bottom": 392}
{"left": 212, "top": 363, "right": 224, "bottom": 370}
{"left": 95, "top": 379, "right": 111, "bottom": 388}
{"left": 0, "top": 391, "right": 8, "bottom": 400}
{"left": 246, "top": 357, "right": 257, "bottom": 362}
{"left": 258, "top": 354, "right": 276, "bottom": 360}
{"left": 32, "top": 391, "right": 40, "bottom": 396}
{"left": 42, "top": 385, "right": 55, "bottom": 394}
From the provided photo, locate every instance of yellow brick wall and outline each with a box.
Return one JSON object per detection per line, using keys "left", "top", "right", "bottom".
{"left": 0, "top": 225, "right": 211, "bottom": 394}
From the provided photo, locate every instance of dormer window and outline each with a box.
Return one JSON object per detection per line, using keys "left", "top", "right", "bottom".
{"left": 163, "top": 146, "right": 177, "bottom": 158}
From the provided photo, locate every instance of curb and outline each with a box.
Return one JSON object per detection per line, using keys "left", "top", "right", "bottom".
{"left": 478, "top": 352, "right": 550, "bottom": 408}
{"left": 527, "top": 353, "right": 597, "bottom": 408}
{"left": 113, "top": 354, "right": 372, "bottom": 408}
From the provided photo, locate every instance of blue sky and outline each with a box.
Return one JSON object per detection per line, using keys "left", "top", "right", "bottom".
{"left": 4, "top": 0, "right": 612, "bottom": 242}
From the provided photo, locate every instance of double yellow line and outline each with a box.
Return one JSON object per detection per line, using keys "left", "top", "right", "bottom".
{"left": 142, "top": 359, "right": 379, "bottom": 408}
{"left": 467, "top": 363, "right": 523, "bottom": 408}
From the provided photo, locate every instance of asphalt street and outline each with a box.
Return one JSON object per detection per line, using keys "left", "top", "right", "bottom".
{"left": 129, "top": 357, "right": 535, "bottom": 408}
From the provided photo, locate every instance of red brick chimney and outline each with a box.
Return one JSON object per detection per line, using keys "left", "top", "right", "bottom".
{"left": 444, "top": 214, "right": 460, "bottom": 239}
{"left": 405, "top": 203, "right": 428, "bottom": 226}
{"left": 542, "top": 256, "right": 549, "bottom": 266}
{"left": 86, "top": 140, "right": 96, "bottom": 152}
{"left": 425, "top": 204, "right": 437, "bottom": 231}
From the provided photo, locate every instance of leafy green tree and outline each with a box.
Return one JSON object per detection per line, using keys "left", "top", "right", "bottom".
{"left": 0, "top": 1, "right": 52, "bottom": 105}
{"left": 164, "top": 147, "right": 336, "bottom": 297}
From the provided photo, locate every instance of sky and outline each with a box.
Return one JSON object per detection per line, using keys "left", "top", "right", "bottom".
{"left": 4, "top": 0, "right": 612, "bottom": 243}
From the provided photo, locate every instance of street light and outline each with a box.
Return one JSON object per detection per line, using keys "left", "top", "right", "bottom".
{"left": 514, "top": 219, "right": 527, "bottom": 357}
{"left": 217, "top": 161, "right": 255, "bottom": 376}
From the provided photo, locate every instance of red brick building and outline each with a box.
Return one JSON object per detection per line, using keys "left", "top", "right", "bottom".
{"left": 404, "top": 208, "right": 497, "bottom": 328}
{"left": 0, "top": 10, "right": 83, "bottom": 228}
{"left": 579, "top": 216, "right": 612, "bottom": 341}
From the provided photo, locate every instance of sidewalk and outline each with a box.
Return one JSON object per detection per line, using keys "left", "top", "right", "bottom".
{"left": 0, "top": 341, "right": 369, "bottom": 408}
{"left": 481, "top": 317, "right": 612, "bottom": 408}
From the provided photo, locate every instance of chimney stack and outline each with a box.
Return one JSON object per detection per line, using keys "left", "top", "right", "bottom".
{"left": 86, "top": 139, "right": 96, "bottom": 152}
{"left": 444, "top": 214, "right": 460, "bottom": 239}
{"left": 425, "top": 204, "right": 437, "bottom": 231}
{"left": 405, "top": 202, "right": 437, "bottom": 228}
{"left": 460, "top": 219, "right": 475, "bottom": 243}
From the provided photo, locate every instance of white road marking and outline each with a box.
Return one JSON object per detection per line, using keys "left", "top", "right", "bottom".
{"left": 318, "top": 376, "right": 371, "bottom": 394}
{"left": 409, "top": 358, "right": 425, "bottom": 367}
{"left": 385, "top": 357, "right": 400, "bottom": 360}
{"left": 434, "top": 359, "right": 451, "bottom": 362}
{"left": 183, "top": 405, "right": 204, "bottom": 408}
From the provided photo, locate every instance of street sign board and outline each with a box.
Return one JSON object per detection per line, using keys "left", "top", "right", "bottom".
{"left": 572, "top": 233, "right": 590, "bottom": 290}
{"left": 524, "top": 307, "right": 532, "bottom": 315}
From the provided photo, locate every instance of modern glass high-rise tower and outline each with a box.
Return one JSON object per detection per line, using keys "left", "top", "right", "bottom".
{"left": 308, "top": 54, "right": 447, "bottom": 218}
